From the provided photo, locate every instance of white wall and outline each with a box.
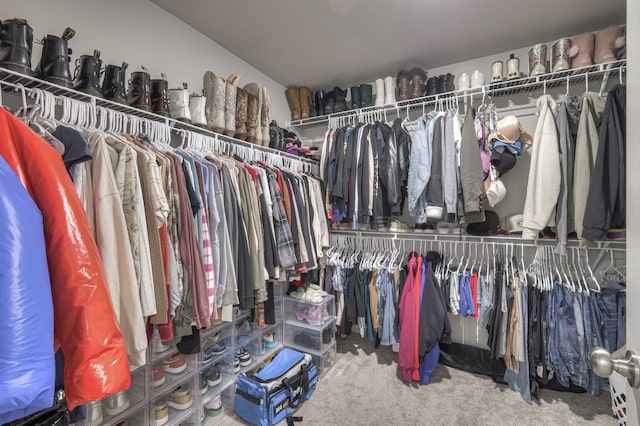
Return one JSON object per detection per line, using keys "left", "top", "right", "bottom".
{"left": 2, "top": 0, "right": 290, "bottom": 123}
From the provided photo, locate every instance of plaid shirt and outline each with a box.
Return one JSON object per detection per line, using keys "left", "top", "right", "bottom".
{"left": 268, "top": 171, "right": 296, "bottom": 270}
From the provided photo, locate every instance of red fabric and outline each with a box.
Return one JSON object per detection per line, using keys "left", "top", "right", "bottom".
{"left": 398, "top": 256, "right": 419, "bottom": 382}
{"left": 470, "top": 273, "right": 479, "bottom": 318}
{"left": 157, "top": 223, "right": 173, "bottom": 341}
{"left": 412, "top": 256, "right": 423, "bottom": 381}
{"left": 0, "top": 108, "right": 130, "bottom": 409}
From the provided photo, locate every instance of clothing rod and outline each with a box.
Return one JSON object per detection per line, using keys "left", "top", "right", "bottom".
{"left": 0, "top": 67, "right": 319, "bottom": 169}
{"left": 290, "top": 60, "right": 626, "bottom": 127}
{"left": 329, "top": 230, "right": 626, "bottom": 251}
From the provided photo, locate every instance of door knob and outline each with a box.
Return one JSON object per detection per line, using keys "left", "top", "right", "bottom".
{"left": 590, "top": 346, "right": 640, "bottom": 388}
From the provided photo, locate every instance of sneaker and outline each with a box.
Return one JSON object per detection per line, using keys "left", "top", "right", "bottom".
{"left": 103, "top": 391, "right": 130, "bottom": 416}
{"left": 153, "top": 365, "right": 166, "bottom": 387}
{"left": 204, "top": 366, "right": 222, "bottom": 387}
{"left": 322, "top": 305, "right": 330, "bottom": 322}
{"left": 414, "top": 222, "right": 435, "bottom": 233}
{"left": 237, "top": 349, "right": 252, "bottom": 367}
{"left": 153, "top": 400, "right": 169, "bottom": 426}
{"left": 308, "top": 284, "right": 328, "bottom": 296}
{"left": 167, "top": 386, "right": 193, "bottom": 410}
{"left": 295, "top": 307, "right": 324, "bottom": 326}
{"left": 86, "top": 400, "right": 103, "bottom": 426}
{"left": 237, "top": 319, "right": 253, "bottom": 336}
{"left": 249, "top": 340, "right": 265, "bottom": 355}
{"left": 200, "top": 376, "right": 208, "bottom": 395}
{"left": 163, "top": 353, "right": 187, "bottom": 374}
{"left": 204, "top": 394, "right": 222, "bottom": 417}
{"left": 263, "top": 332, "right": 276, "bottom": 348}
{"left": 203, "top": 340, "right": 226, "bottom": 360}
{"left": 221, "top": 356, "right": 240, "bottom": 374}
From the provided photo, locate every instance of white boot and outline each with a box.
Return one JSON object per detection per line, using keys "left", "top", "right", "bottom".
{"left": 374, "top": 78, "right": 384, "bottom": 106}
{"left": 169, "top": 87, "right": 191, "bottom": 123}
{"left": 224, "top": 73, "right": 241, "bottom": 137}
{"left": 204, "top": 71, "right": 226, "bottom": 133}
{"left": 189, "top": 94, "right": 207, "bottom": 127}
{"left": 384, "top": 76, "right": 396, "bottom": 105}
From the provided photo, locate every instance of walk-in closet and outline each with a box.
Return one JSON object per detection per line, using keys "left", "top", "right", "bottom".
{"left": 0, "top": 1, "right": 637, "bottom": 426}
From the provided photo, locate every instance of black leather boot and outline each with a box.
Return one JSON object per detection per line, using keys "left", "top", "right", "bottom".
{"left": 333, "top": 87, "right": 347, "bottom": 113}
{"left": 314, "top": 90, "right": 325, "bottom": 116}
{"left": 359, "top": 84, "right": 373, "bottom": 107}
{"left": 437, "top": 75, "right": 448, "bottom": 94}
{"left": 35, "top": 27, "right": 75, "bottom": 87}
{"left": 127, "top": 67, "right": 152, "bottom": 111}
{"left": 102, "top": 62, "right": 128, "bottom": 104}
{"left": 151, "top": 74, "right": 170, "bottom": 116}
{"left": 310, "top": 91, "right": 317, "bottom": 117}
{"left": 425, "top": 77, "right": 439, "bottom": 96}
{"left": 444, "top": 73, "right": 455, "bottom": 92}
{"left": 73, "top": 50, "right": 103, "bottom": 97}
{"left": 409, "top": 67, "right": 426, "bottom": 99}
{"left": 350, "top": 86, "right": 361, "bottom": 109}
{"left": 269, "top": 120, "right": 285, "bottom": 150}
{"left": 323, "top": 89, "right": 335, "bottom": 115}
{"left": 0, "top": 18, "right": 34, "bottom": 76}
{"left": 396, "top": 70, "right": 410, "bottom": 101}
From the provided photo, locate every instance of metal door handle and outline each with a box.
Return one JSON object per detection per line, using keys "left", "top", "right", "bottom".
{"left": 590, "top": 346, "right": 640, "bottom": 388}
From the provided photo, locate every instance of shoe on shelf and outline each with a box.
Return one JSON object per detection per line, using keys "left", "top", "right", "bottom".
{"left": 203, "top": 339, "right": 226, "bottom": 360}
{"left": 237, "top": 349, "right": 252, "bottom": 367}
{"left": 200, "top": 376, "right": 209, "bottom": 395}
{"left": 204, "top": 394, "right": 223, "bottom": 418}
{"left": 322, "top": 305, "right": 330, "bottom": 322}
{"left": 153, "top": 400, "right": 169, "bottom": 426}
{"left": 263, "top": 332, "right": 276, "bottom": 348}
{"left": 307, "top": 284, "right": 328, "bottom": 296}
{"left": 295, "top": 307, "right": 324, "bottom": 326}
{"left": 290, "top": 289, "right": 322, "bottom": 303}
{"left": 167, "top": 386, "right": 193, "bottom": 410}
{"left": 163, "top": 353, "right": 187, "bottom": 374}
{"left": 204, "top": 366, "right": 222, "bottom": 387}
{"left": 153, "top": 329, "right": 172, "bottom": 354}
{"left": 221, "top": 356, "right": 241, "bottom": 374}
{"left": 153, "top": 365, "right": 166, "bottom": 387}
{"left": 103, "top": 391, "right": 130, "bottom": 416}
{"left": 86, "top": 400, "right": 103, "bottom": 426}
{"left": 249, "top": 340, "right": 265, "bottom": 355}
{"left": 293, "top": 332, "right": 318, "bottom": 349}
{"left": 414, "top": 222, "right": 435, "bottom": 234}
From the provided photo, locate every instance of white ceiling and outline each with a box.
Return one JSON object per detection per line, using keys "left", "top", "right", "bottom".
{"left": 151, "top": 0, "right": 625, "bottom": 89}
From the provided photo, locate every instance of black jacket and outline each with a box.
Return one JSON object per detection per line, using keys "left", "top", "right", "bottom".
{"left": 418, "top": 252, "right": 452, "bottom": 357}
{"left": 582, "top": 84, "right": 626, "bottom": 240}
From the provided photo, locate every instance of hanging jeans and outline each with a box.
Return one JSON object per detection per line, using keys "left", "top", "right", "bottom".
{"left": 378, "top": 269, "right": 398, "bottom": 346}
{"left": 555, "top": 285, "right": 581, "bottom": 388}
{"left": 362, "top": 269, "right": 375, "bottom": 341}
{"left": 597, "top": 288, "right": 621, "bottom": 353}
{"left": 504, "top": 284, "right": 531, "bottom": 403}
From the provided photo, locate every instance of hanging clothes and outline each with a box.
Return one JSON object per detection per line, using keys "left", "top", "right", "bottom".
{"left": 0, "top": 107, "right": 130, "bottom": 410}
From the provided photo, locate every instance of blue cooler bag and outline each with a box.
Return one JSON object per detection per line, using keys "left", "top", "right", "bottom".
{"left": 235, "top": 348, "right": 318, "bottom": 425}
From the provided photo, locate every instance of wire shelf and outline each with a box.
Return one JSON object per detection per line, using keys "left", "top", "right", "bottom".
{"left": 0, "top": 67, "right": 319, "bottom": 170}
{"left": 290, "top": 59, "right": 626, "bottom": 128}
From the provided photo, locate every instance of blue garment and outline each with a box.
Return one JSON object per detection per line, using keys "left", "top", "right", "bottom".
{"left": 571, "top": 290, "right": 589, "bottom": 389}
{"left": 362, "top": 269, "right": 375, "bottom": 342}
{"left": 556, "top": 285, "right": 580, "bottom": 387}
{"left": 597, "top": 288, "right": 621, "bottom": 353}
{"left": 419, "top": 343, "right": 440, "bottom": 385}
{"left": 378, "top": 269, "right": 399, "bottom": 346}
{"left": 478, "top": 274, "right": 494, "bottom": 328}
{"left": 407, "top": 115, "right": 434, "bottom": 221}
{"left": 0, "top": 154, "right": 55, "bottom": 423}
{"left": 504, "top": 282, "right": 531, "bottom": 403}
{"left": 458, "top": 272, "right": 476, "bottom": 317}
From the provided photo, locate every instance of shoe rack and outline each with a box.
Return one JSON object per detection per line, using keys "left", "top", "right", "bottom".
{"left": 288, "top": 60, "right": 626, "bottom": 129}
{"left": 0, "top": 68, "right": 319, "bottom": 173}
{"left": 75, "top": 282, "right": 287, "bottom": 426}
{"left": 282, "top": 294, "right": 337, "bottom": 378}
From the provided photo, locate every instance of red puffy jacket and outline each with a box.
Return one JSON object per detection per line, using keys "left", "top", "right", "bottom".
{"left": 0, "top": 108, "right": 130, "bottom": 410}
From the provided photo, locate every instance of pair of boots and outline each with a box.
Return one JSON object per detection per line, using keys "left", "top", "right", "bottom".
{"left": 348, "top": 84, "right": 373, "bottom": 110}
{"left": 285, "top": 86, "right": 311, "bottom": 120}
{"left": 126, "top": 67, "right": 171, "bottom": 116}
{"left": 0, "top": 19, "right": 76, "bottom": 88}
{"left": 425, "top": 74, "right": 455, "bottom": 97}
{"left": 168, "top": 84, "right": 207, "bottom": 127}
{"left": 374, "top": 77, "right": 396, "bottom": 106}
{"left": 396, "top": 68, "right": 427, "bottom": 100}
{"left": 570, "top": 25, "right": 626, "bottom": 69}
{"left": 320, "top": 87, "right": 347, "bottom": 115}
{"left": 204, "top": 71, "right": 270, "bottom": 145}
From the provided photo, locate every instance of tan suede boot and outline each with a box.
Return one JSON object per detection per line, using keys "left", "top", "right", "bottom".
{"left": 298, "top": 86, "right": 311, "bottom": 119}
{"left": 285, "top": 87, "right": 301, "bottom": 120}
{"left": 246, "top": 93, "right": 259, "bottom": 144}
{"left": 244, "top": 83, "right": 263, "bottom": 144}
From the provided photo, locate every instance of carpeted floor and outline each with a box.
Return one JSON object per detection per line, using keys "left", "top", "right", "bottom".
{"left": 220, "top": 334, "right": 614, "bottom": 426}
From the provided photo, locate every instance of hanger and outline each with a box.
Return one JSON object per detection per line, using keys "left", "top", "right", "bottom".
{"left": 583, "top": 248, "right": 601, "bottom": 292}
